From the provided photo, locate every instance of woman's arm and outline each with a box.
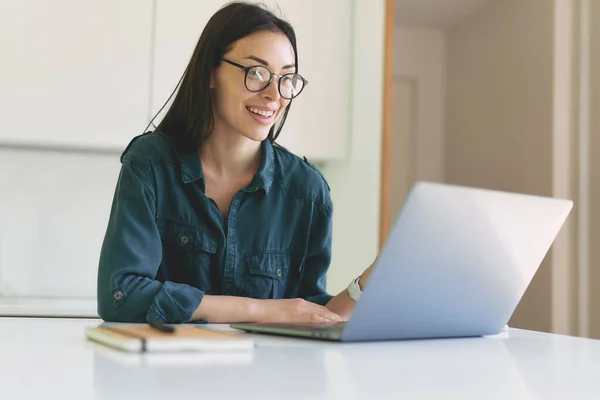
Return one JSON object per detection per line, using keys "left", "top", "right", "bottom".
{"left": 97, "top": 158, "right": 206, "bottom": 324}
{"left": 325, "top": 263, "right": 374, "bottom": 318}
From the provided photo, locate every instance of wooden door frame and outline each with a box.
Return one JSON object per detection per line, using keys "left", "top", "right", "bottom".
{"left": 379, "top": 0, "right": 395, "bottom": 249}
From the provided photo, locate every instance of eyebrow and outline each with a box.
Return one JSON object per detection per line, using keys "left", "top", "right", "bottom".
{"left": 244, "top": 55, "right": 296, "bottom": 70}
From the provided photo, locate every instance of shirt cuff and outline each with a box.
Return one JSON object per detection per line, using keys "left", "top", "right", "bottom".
{"left": 146, "top": 281, "right": 205, "bottom": 323}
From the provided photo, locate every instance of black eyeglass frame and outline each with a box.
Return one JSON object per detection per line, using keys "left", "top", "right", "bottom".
{"left": 221, "top": 58, "right": 308, "bottom": 99}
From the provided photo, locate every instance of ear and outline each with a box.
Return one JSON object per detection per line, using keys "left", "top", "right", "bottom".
{"left": 209, "top": 72, "right": 215, "bottom": 89}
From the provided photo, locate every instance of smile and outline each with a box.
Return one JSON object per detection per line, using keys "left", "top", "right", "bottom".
{"left": 247, "top": 107, "right": 276, "bottom": 118}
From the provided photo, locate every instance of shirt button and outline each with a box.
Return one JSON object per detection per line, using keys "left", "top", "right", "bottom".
{"left": 113, "top": 290, "right": 123, "bottom": 301}
{"left": 276, "top": 268, "right": 282, "bottom": 277}
{"left": 180, "top": 235, "right": 189, "bottom": 245}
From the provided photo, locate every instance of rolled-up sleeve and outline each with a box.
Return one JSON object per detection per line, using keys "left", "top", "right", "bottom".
{"left": 97, "top": 156, "right": 204, "bottom": 323}
{"left": 298, "top": 201, "right": 335, "bottom": 306}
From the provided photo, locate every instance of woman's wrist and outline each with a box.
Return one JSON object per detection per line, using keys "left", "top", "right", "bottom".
{"left": 191, "top": 295, "right": 264, "bottom": 323}
{"left": 246, "top": 297, "right": 263, "bottom": 322}
{"left": 358, "top": 262, "right": 375, "bottom": 290}
{"left": 358, "top": 275, "right": 366, "bottom": 291}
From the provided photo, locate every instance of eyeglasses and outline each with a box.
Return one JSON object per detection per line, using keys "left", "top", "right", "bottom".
{"left": 221, "top": 58, "right": 308, "bottom": 100}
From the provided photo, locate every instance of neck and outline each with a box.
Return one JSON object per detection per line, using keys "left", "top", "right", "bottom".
{"left": 200, "top": 128, "right": 262, "bottom": 178}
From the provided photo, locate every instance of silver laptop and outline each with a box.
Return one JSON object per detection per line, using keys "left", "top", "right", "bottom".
{"left": 231, "top": 181, "right": 573, "bottom": 342}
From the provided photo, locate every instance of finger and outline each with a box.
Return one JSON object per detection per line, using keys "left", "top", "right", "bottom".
{"left": 330, "top": 311, "right": 347, "bottom": 322}
{"left": 305, "top": 301, "right": 335, "bottom": 315}
{"left": 317, "top": 307, "right": 345, "bottom": 322}
{"left": 300, "top": 300, "right": 344, "bottom": 322}
{"left": 306, "top": 313, "right": 328, "bottom": 323}
{"left": 306, "top": 308, "right": 332, "bottom": 322}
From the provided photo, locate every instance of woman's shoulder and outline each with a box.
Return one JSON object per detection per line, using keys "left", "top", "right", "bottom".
{"left": 272, "top": 144, "right": 332, "bottom": 209}
{"left": 120, "top": 130, "right": 177, "bottom": 166}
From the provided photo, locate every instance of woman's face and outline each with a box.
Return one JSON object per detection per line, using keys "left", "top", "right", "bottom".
{"left": 211, "top": 30, "right": 295, "bottom": 142}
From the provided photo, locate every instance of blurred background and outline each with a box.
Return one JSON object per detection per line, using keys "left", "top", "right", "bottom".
{"left": 0, "top": 0, "right": 596, "bottom": 339}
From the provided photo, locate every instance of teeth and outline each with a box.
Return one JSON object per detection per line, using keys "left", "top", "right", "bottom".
{"left": 249, "top": 107, "right": 275, "bottom": 117}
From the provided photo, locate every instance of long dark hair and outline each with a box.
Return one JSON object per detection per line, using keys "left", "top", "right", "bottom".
{"left": 151, "top": 1, "right": 298, "bottom": 152}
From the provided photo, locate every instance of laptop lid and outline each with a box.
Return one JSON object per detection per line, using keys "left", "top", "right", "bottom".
{"left": 339, "top": 181, "right": 572, "bottom": 341}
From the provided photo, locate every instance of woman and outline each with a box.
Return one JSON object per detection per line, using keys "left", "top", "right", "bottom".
{"left": 97, "top": 1, "right": 374, "bottom": 324}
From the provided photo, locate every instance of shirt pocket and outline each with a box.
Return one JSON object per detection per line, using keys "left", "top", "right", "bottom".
{"left": 157, "top": 218, "right": 218, "bottom": 284}
{"left": 243, "top": 251, "right": 304, "bottom": 299}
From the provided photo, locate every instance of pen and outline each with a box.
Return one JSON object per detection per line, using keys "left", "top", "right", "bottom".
{"left": 149, "top": 320, "right": 175, "bottom": 333}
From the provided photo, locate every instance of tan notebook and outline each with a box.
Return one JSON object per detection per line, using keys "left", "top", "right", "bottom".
{"left": 85, "top": 324, "right": 254, "bottom": 353}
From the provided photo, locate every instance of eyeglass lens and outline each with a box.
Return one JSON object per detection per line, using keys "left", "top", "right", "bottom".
{"left": 246, "top": 66, "right": 304, "bottom": 99}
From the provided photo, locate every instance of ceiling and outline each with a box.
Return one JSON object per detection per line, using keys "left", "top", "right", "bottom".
{"left": 395, "top": 0, "right": 496, "bottom": 29}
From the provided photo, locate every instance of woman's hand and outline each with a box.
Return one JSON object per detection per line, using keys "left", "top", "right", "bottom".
{"left": 256, "top": 298, "right": 346, "bottom": 323}
{"left": 191, "top": 295, "right": 345, "bottom": 323}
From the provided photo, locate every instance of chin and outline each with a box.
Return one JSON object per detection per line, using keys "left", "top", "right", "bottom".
{"left": 242, "top": 128, "right": 272, "bottom": 143}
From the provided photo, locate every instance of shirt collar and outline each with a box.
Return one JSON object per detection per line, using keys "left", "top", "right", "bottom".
{"left": 178, "top": 139, "right": 275, "bottom": 193}
{"left": 179, "top": 149, "right": 204, "bottom": 184}
{"left": 245, "top": 139, "right": 275, "bottom": 194}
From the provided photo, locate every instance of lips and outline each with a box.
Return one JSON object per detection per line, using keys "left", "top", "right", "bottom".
{"left": 246, "top": 106, "right": 276, "bottom": 118}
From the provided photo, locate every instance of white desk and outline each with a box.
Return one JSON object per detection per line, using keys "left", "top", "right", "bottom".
{"left": 1, "top": 317, "right": 599, "bottom": 399}
{"left": 0, "top": 298, "right": 98, "bottom": 318}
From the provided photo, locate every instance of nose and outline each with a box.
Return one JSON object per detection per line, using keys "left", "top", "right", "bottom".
{"left": 261, "top": 76, "right": 280, "bottom": 101}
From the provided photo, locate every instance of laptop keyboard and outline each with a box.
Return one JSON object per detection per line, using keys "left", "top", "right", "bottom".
{"left": 254, "top": 322, "right": 347, "bottom": 332}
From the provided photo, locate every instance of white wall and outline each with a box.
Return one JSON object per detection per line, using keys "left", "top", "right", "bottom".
{"left": 322, "top": 0, "right": 386, "bottom": 294}
{"left": 393, "top": 26, "right": 446, "bottom": 184}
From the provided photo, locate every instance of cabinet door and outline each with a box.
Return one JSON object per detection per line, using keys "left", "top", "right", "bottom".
{"left": 0, "top": 0, "right": 152, "bottom": 150}
{"left": 152, "top": 0, "right": 351, "bottom": 160}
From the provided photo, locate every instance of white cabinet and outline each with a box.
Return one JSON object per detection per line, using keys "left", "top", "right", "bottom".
{"left": 0, "top": 1, "right": 351, "bottom": 159}
{"left": 152, "top": 0, "right": 352, "bottom": 160}
{"left": 0, "top": 148, "right": 120, "bottom": 300}
{"left": 0, "top": 0, "right": 152, "bottom": 150}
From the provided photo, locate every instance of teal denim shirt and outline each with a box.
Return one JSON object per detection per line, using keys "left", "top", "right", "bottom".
{"left": 97, "top": 131, "right": 334, "bottom": 323}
